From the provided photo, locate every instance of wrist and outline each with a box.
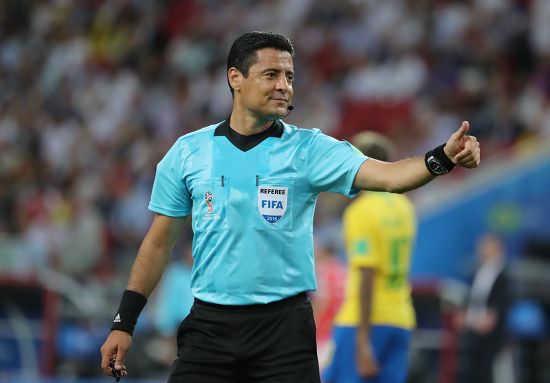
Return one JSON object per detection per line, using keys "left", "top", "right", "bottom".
{"left": 425, "top": 144, "right": 455, "bottom": 176}
{"left": 110, "top": 290, "right": 147, "bottom": 335}
{"left": 443, "top": 144, "right": 452, "bottom": 159}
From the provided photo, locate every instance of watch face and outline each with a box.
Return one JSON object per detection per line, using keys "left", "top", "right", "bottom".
{"left": 427, "top": 156, "right": 448, "bottom": 175}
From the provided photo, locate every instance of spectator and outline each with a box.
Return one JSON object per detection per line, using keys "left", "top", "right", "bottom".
{"left": 455, "top": 233, "right": 510, "bottom": 383}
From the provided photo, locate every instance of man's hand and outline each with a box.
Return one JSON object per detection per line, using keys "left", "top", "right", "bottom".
{"left": 444, "top": 121, "right": 480, "bottom": 168}
{"left": 100, "top": 330, "right": 131, "bottom": 378}
{"left": 356, "top": 337, "right": 379, "bottom": 378}
{"left": 475, "top": 309, "right": 497, "bottom": 335}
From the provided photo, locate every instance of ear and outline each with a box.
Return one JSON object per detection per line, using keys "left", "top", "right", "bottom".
{"left": 228, "top": 67, "right": 242, "bottom": 93}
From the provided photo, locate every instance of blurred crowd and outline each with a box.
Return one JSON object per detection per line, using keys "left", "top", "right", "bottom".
{"left": 1, "top": 0, "right": 550, "bottom": 282}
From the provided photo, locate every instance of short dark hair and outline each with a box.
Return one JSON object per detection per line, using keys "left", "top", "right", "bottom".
{"left": 351, "top": 132, "right": 396, "bottom": 162}
{"left": 227, "top": 31, "right": 294, "bottom": 94}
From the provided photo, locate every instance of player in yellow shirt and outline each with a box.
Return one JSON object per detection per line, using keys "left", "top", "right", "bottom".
{"left": 323, "top": 132, "right": 417, "bottom": 383}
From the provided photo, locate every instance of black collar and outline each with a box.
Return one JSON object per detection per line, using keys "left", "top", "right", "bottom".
{"left": 214, "top": 118, "right": 283, "bottom": 152}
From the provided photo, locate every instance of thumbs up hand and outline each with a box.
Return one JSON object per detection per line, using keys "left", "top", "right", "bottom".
{"left": 444, "top": 121, "right": 480, "bottom": 169}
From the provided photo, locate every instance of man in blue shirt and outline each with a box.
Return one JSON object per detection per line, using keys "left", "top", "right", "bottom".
{"left": 100, "top": 31, "right": 480, "bottom": 383}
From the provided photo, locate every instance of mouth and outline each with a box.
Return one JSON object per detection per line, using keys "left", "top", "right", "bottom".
{"left": 270, "top": 98, "right": 289, "bottom": 105}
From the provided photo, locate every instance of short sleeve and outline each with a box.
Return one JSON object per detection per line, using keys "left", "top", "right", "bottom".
{"left": 344, "top": 203, "right": 380, "bottom": 269}
{"left": 148, "top": 141, "right": 191, "bottom": 217}
{"left": 307, "top": 132, "right": 368, "bottom": 197}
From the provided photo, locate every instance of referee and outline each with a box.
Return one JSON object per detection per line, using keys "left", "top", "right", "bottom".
{"left": 100, "top": 31, "right": 480, "bottom": 382}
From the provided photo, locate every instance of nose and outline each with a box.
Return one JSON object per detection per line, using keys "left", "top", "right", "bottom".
{"left": 275, "top": 74, "right": 291, "bottom": 93}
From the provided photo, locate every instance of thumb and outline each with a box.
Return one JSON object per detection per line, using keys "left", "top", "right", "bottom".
{"left": 115, "top": 347, "right": 126, "bottom": 370}
{"left": 453, "top": 121, "right": 469, "bottom": 150}
{"left": 454, "top": 121, "right": 469, "bottom": 139}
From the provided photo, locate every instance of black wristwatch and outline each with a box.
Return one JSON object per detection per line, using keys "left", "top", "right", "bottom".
{"left": 425, "top": 144, "right": 455, "bottom": 176}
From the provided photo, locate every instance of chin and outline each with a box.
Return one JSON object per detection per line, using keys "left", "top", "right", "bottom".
{"left": 274, "top": 107, "right": 289, "bottom": 117}
{"left": 252, "top": 105, "right": 286, "bottom": 120}
{"left": 260, "top": 111, "right": 285, "bottom": 120}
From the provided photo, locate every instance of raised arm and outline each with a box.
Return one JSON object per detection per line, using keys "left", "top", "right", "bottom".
{"left": 353, "top": 121, "right": 480, "bottom": 193}
{"left": 100, "top": 214, "right": 187, "bottom": 378}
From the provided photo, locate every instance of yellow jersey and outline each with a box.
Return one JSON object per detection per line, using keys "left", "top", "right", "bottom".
{"left": 334, "top": 192, "right": 416, "bottom": 329}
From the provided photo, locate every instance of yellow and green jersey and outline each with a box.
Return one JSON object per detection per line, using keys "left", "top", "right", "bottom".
{"left": 334, "top": 192, "right": 416, "bottom": 329}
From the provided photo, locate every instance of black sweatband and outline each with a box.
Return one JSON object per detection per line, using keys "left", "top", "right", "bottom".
{"left": 110, "top": 290, "right": 147, "bottom": 335}
{"left": 424, "top": 143, "right": 455, "bottom": 175}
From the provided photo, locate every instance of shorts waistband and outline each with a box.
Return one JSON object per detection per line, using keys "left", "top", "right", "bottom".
{"left": 193, "top": 292, "right": 308, "bottom": 311}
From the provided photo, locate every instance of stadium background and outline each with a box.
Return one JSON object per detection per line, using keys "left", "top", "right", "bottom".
{"left": 1, "top": 0, "right": 549, "bottom": 382}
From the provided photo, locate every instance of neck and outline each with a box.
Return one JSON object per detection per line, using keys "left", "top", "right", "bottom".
{"left": 229, "top": 108, "right": 275, "bottom": 136}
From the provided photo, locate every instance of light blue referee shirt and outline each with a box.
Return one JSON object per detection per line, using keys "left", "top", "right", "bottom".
{"left": 148, "top": 119, "right": 368, "bottom": 304}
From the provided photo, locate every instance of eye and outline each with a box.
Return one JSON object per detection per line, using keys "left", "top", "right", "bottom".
{"left": 265, "top": 72, "right": 276, "bottom": 79}
{"left": 286, "top": 74, "right": 294, "bottom": 83}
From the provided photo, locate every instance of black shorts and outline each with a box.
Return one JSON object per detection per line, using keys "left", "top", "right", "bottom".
{"left": 167, "top": 292, "right": 320, "bottom": 383}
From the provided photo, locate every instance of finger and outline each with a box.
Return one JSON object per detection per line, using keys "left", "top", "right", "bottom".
{"left": 453, "top": 148, "right": 473, "bottom": 162}
{"left": 101, "top": 349, "right": 116, "bottom": 375}
{"left": 100, "top": 354, "right": 107, "bottom": 372}
{"left": 359, "top": 366, "right": 376, "bottom": 378}
{"left": 457, "top": 153, "right": 478, "bottom": 167}
{"left": 357, "top": 359, "right": 372, "bottom": 377}
{"left": 454, "top": 141, "right": 478, "bottom": 161}
{"left": 462, "top": 158, "right": 479, "bottom": 168}
{"left": 456, "top": 144, "right": 480, "bottom": 163}
{"left": 101, "top": 360, "right": 112, "bottom": 376}
{"left": 463, "top": 135, "right": 479, "bottom": 151}
{"left": 366, "top": 363, "right": 379, "bottom": 377}
{"left": 453, "top": 121, "right": 469, "bottom": 139}
{"left": 359, "top": 358, "right": 379, "bottom": 375}
{"left": 454, "top": 150, "right": 473, "bottom": 163}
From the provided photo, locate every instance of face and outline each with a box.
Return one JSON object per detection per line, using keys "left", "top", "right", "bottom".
{"left": 229, "top": 48, "right": 294, "bottom": 120}
{"left": 476, "top": 234, "right": 503, "bottom": 265}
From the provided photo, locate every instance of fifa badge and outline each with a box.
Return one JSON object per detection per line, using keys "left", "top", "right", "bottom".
{"left": 257, "top": 185, "right": 288, "bottom": 223}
